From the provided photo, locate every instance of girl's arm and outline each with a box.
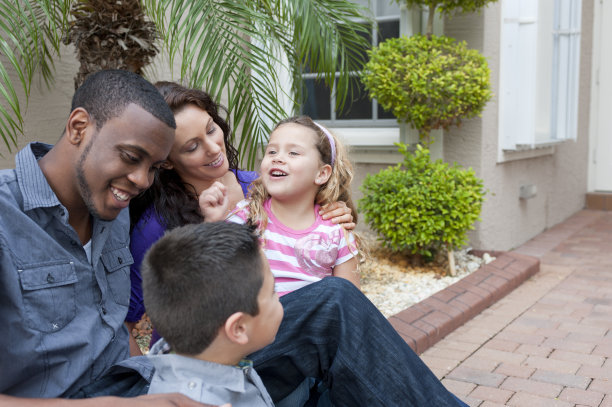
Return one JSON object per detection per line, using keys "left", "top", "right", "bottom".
{"left": 199, "top": 181, "right": 230, "bottom": 222}
{"left": 319, "top": 201, "right": 355, "bottom": 230}
{"left": 333, "top": 257, "right": 360, "bottom": 289}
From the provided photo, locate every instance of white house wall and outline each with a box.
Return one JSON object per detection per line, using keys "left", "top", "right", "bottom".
{"left": 442, "top": 1, "right": 592, "bottom": 251}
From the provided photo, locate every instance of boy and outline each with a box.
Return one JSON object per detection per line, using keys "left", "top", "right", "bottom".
{"left": 141, "top": 222, "right": 283, "bottom": 407}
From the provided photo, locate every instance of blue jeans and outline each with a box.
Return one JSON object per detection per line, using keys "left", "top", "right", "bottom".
{"left": 250, "top": 277, "right": 468, "bottom": 407}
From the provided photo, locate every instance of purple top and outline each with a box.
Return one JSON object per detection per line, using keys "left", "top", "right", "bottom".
{"left": 127, "top": 170, "right": 259, "bottom": 323}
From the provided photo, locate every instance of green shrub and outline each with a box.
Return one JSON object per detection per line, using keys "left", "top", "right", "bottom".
{"left": 360, "top": 34, "right": 491, "bottom": 139}
{"left": 359, "top": 143, "right": 485, "bottom": 257}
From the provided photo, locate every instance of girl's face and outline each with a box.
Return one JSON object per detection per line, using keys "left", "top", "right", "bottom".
{"left": 260, "top": 123, "right": 331, "bottom": 203}
{"left": 164, "top": 104, "right": 229, "bottom": 192}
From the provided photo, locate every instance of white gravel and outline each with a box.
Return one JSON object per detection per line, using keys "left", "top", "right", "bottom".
{"left": 360, "top": 243, "right": 495, "bottom": 318}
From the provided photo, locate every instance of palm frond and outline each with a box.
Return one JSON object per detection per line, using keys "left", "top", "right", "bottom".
{"left": 144, "top": 0, "right": 371, "bottom": 169}
{"left": 0, "top": 0, "right": 71, "bottom": 152}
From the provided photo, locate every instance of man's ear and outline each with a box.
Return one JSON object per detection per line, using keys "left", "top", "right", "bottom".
{"left": 160, "top": 160, "right": 174, "bottom": 170}
{"left": 223, "top": 312, "right": 249, "bottom": 345}
{"left": 65, "top": 108, "right": 93, "bottom": 146}
{"left": 315, "top": 164, "right": 332, "bottom": 185}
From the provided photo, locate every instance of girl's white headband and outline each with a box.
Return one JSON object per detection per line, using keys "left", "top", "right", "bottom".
{"left": 313, "top": 122, "right": 336, "bottom": 166}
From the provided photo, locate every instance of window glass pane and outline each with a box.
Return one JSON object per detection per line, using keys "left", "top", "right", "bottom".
{"left": 341, "top": 23, "right": 372, "bottom": 65}
{"left": 298, "top": 0, "right": 401, "bottom": 126}
{"left": 378, "top": 102, "right": 396, "bottom": 119}
{"left": 301, "top": 79, "right": 331, "bottom": 120}
{"left": 378, "top": 20, "right": 399, "bottom": 44}
{"left": 337, "top": 80, "right": 373, "bottom": 120}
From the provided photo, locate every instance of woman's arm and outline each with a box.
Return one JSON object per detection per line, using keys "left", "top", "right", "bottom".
{"left": 127, "top": 209, "right": 167, "bottom": 330}
{"left": 125, "top": 321, "right": 142, "bottom": 356}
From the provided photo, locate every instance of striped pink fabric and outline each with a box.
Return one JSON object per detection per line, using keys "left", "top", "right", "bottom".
{"left": 228, "top": 199, "right": 356, "bottom": 296}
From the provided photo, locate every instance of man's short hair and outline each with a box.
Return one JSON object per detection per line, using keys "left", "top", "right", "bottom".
{"left": 71, "top": 69, "right": 176, "bottom": 130}
{"left": 142, "top": 222, "right": 264, "bottom": 355}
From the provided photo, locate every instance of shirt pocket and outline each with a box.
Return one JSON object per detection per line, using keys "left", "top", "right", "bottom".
{"left": 101, "top": 247, "right": 134, "bottom": 306}
{"left": 19, "top": 262, "right": 78, "bottom": 333}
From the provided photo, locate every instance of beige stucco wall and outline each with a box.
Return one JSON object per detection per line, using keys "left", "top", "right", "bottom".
{"left": 0, "top": 45, "right": 79, "bottom": 169}
{"left": 0, "top": 46, "right": 184, "bottom": 170}
{"left": 441, "top": 1, "right": 592, "bottom": 250}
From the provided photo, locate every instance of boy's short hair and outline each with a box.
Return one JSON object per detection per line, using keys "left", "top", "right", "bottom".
{"left": 71, "top": 69, "right": 176, "bottom": 130}
{"left": 142, "top": 222, "right": 264, "bottom": 355}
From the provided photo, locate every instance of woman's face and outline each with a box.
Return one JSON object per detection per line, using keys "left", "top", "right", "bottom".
{"left": 165, "top": 104, "right": 229, "bottom": 191}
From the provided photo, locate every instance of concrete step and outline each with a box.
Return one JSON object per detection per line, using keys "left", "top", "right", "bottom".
{"left": 585, "top": 192, "right": 612, "bottom": 211}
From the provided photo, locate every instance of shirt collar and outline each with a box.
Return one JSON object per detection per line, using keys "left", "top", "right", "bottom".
{"left": 149, "top": 353, "right": 250, "bottom": 393}
{"left": 15, "top": 142, "right": 61, "bottom": 211}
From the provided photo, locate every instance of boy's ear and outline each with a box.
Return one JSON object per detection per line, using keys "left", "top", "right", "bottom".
{"left": 65, "top": 108, "right": 92, "bottom": 146}
{"left": 315, "top": 164, "right": 332, "bottom": 186}
{"left": 223, "top": 312, "right": 249, "bottom": 345}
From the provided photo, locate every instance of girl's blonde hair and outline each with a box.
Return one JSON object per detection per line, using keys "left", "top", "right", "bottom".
{"left": 246, "top": 116, "right": 363, "bottom": 259}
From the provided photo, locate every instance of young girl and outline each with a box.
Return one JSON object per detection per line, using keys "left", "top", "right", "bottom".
{"left": 202, "top": 116, "right": 361, "bottom": 296}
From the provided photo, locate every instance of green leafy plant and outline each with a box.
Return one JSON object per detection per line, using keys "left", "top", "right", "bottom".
{"left": 0, "top": 0, "right": 371, "bottom": 168}
{"left": 359, "top": 143, "right": 485, "bottom": 271}
{"left": 361, "top": 34, "right": 491, "bottom": 140}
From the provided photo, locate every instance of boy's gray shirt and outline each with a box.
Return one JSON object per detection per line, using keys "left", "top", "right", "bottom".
{"left": 147, "top": 341, "right": 274, "bottom": 407}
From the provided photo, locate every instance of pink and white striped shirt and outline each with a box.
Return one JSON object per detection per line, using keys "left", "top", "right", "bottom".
{"left": 228, "top": 199, "right": 356, "bottom": 296}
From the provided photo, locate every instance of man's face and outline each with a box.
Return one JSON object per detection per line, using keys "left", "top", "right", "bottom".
{"left": 75, "top": 104, "right": 174, "bottom": 220}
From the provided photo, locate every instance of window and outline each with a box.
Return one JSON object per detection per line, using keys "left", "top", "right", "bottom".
{"left": 499, "top": 0, "right": 581, "bottom": 151}
{"left": 300, "top": 0, "right": 400, "bottom": 127}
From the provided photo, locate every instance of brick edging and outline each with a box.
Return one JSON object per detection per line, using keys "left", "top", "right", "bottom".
{"left": 388, "top": 251, "right": 540, "bottom": 354}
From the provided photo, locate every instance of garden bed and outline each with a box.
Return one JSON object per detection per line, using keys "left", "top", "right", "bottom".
{"left": 360, "top": 233, "right": 495, "bottom": 318}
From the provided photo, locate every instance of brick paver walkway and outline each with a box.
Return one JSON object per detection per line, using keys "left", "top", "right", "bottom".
{"left": 422, "top": 210, "right": 612, "bottom": 406}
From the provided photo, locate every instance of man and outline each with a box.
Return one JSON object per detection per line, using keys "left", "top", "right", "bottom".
{"left": 0, "top": 70, "right": 215, "bottom": 406}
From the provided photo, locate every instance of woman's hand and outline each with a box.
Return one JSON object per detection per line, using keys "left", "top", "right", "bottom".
{"left": 199, "top": 182, "right": 229, "bottom": 222}
{"left": 319, "top": 201, "right": 355, "bottom": 230}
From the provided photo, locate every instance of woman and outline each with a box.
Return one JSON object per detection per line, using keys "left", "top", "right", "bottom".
{"left": 127, "top": 82, "right": 468, "bottom": 407}
{"left": 127, "top": 82, "right": 354, "bottom": 346}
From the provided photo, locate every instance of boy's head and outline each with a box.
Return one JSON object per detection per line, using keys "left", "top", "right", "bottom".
{"left": 142, "top": 222, "right": 283, "bottom": 356}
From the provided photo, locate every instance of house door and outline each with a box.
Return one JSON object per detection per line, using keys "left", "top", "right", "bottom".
{"left": 591, "top": 0, "right": 612, "bottom": 191}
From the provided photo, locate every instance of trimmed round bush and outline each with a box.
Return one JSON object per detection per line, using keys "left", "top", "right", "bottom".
{"left": 361, "top": 34, "right": 491, "bottom": 138}
{"left": 359, "top": 143, "right": 485, "bottom": 257}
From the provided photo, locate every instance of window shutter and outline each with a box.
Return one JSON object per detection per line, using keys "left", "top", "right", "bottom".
{"left": 499, "top": 0, "right": 538, "bottom": 150}
{"left": 551, "top": 0, "right": 581, "bottom": 140}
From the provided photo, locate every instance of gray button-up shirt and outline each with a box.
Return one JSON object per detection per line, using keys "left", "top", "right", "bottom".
{"left": 0, "top": 143, "right": 151, "bottom": 397}
{"left": 148, "top": 351, "right": 274, "bottom": 407}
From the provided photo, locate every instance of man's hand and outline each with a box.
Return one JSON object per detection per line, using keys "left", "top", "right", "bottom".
{"left": 0, "top": 393, "right": 231, "bottom": 407}
{"left": 132, "top": 393, "right": 231, "bottom": 407}
{"left": 319, "top": 201, "right": 355, "bottom": 230}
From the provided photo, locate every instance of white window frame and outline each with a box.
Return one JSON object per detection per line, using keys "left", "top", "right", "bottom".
{"left": 499, "top": 0, "right": 581, "bottom": 154}
{"left": 313, "top": 3, "right": 442, "bottom": 148}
